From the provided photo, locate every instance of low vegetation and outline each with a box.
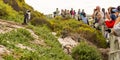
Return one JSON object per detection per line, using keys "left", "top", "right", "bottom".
{"left": 0, "top": 28, "right": 72, "bottom": 60}
{"left": 72, "top": 42, "right": 102, "bottom": 60}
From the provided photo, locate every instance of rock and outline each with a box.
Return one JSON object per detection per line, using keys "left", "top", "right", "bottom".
{"left": 58, "top": 37, "right": 78, "bottom": 54}
{"left": 52, "top": 32, "right": 57, "bottom": 36}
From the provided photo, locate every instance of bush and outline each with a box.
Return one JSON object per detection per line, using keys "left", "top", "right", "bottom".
{"left": 30, "top": 17, "right": 51, "bottom": 27}
{"left": 72, "top": 42, "right": 102, "bottom": 60}
{"left": 54, "top": 16, "right": 63, "bottom": 20}
{"left": 76, "top": 27, "right": 107, "bottom": 48}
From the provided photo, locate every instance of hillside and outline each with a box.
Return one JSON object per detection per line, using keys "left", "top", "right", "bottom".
{"left": 0, "top": 19, "right": 73, "bottom": 60}
{"left": 0, "top": 0, "right": 109, "bottom": 60}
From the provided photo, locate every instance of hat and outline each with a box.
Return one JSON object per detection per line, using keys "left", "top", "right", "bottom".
{"left": 112, "top": 9, "right": 118, "bottom": 13}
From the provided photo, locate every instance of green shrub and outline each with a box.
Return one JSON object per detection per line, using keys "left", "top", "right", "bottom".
{"left": 54, "top": 16, "right": 63, "bottom": 20}
{"left": 30, "top": 17, "right": 51, "bottom": 28}
{"left": 72, "top": 42, "right": 102, "bottom": 60}
{"left": 63, "top": 15, "right": 71, "bottom": 20}
{"left": 49, "top": 19, "right": 89, "bottom": 32}
{"left": 76, "top": 27, "right": 107, "bottom": 48}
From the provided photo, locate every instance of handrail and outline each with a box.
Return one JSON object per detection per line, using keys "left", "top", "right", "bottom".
{"left": 110, "top": 50, "right": 120, "bottom": 54}
{"left": 109, "top": 33, "right": 120, "bottom": 60}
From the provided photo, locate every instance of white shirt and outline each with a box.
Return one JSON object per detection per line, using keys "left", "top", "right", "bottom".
{"left": 27, "top": 12, "right": 31, "bottom": 20}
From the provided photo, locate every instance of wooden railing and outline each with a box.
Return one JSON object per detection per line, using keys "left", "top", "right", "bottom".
{"left": 109, "top": 34, "right": 120, "bottom": 60}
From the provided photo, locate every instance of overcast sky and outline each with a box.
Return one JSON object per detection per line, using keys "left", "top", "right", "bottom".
{"left": 25, "top": 0, "right": 120, "bottom": 15}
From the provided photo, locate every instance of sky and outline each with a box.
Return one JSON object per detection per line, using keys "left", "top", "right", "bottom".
{"left": 25, "top": 0, "right": 120, "bottom": 15}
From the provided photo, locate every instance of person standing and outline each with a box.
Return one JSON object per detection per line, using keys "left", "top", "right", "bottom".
{"left": 70, "top": 8, "right": 74, "bottom": 18}
{"left": 61, "top": 9, "right": 65, "bottom": 18}
{"left": 101, "top": 8, "right": 106, "bottom": 36}
{"left": 93, "top": 6, "right": 102, "bottom": 30}
{"left": 102, "top": 8, "right": 106, "bottom": 20}
{"left": 73, "top": 10, "right": 76, "bottom": 19}
{"left": 78, "top": 9, "right": 82, "bottom": 21}
{"left": 66, "top": 10, "right": 70, "bottom": 18}
{"left": 23, "top": 10, "right": 31, "bottom": 25}
{"left": 53, "top": 8, "right": 60, "bottom": 18}
{"left": 81, "top": 9, "right": 86, "bottom": 18}
{"left": 82, "top": 13, "right": 89, "bottom": 25}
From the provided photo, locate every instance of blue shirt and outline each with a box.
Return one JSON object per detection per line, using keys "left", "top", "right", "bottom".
{"left": 110, "top": 14, "right": 117, "bottom": 20}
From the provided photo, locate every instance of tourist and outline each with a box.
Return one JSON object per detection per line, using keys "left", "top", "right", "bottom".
{"left": 23, "top": 10, "right": 31, "bottom": 25}
{"left": 82, "top": 12, "right": 89, "bottom": 25}
{"left": 78, "top": 9, "right": 82, "bottom": 21}
{"left": 53, "top": 8, "right": 60, "bottom": 17}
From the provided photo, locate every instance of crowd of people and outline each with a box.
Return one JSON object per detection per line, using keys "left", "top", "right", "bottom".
{"left": 53, "top": 8, "right": 89, "bottom": 25}
{"left": 92, "top": 6, "right": 120, "bottom": 46}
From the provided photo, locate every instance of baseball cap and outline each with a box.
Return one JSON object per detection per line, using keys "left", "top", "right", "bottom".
{"left": 112, "top": 9, "right": 118, "bottom": 13}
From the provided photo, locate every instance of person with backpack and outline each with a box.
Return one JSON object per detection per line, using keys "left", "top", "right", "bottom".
{"left": 23, "top": 10, "right": 31, "bottom": 25}
{"left": 81, "top": 12, "right": 89, "bottom": 25}
{"left": 81, "top": 9, "right": 85, "bottom": 17}
{"left": 70, "top": 8, "right": 75, "bottom": 18}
